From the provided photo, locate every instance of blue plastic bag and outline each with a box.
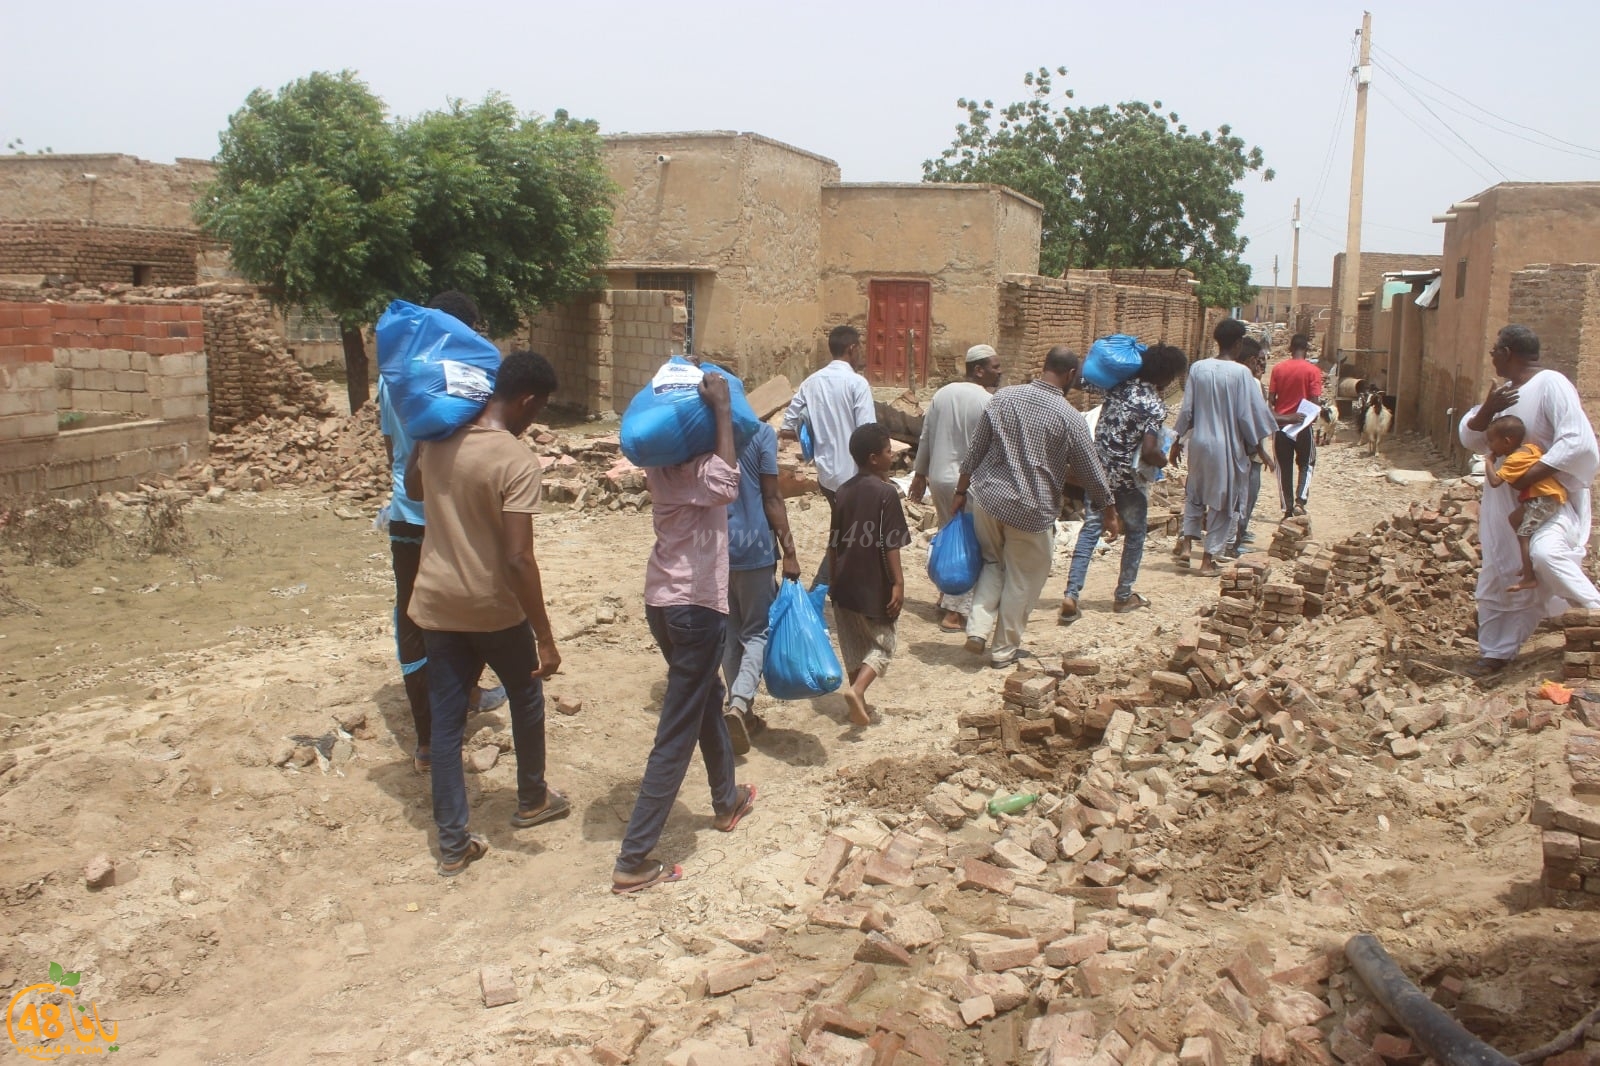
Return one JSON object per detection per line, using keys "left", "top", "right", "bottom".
{"left": 799, "top": 422, "right": 815, "bottom": 462}
{"left": 763, "top": 579, "right": 844, "bottom": 700}
{"left": 376, "top": 300, "right": 502, "bottom": 442}
{"left": 1081, "top": 334, "right": 1147, "bottom": 391}
{"left": 927, "top": 510, "right": 983, "bottom": 595}
{"left": 620, "top": 357, "right": 763, "bottom": 468}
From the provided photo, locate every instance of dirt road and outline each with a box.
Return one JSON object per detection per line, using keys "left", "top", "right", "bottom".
{"left": 2, "top": 428, "right": 1597, "bottom": 1064}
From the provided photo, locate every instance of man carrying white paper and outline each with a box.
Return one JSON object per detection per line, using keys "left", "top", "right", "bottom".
{"left": 1268, "top": 334, "right": 1323, "bottom": 518}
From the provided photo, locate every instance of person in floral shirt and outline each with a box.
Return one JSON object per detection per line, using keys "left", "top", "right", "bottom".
{"left": 1059, "top": 344, "right": 1190, "bottom": 621}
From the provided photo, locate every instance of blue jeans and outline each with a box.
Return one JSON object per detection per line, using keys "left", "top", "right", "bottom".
{"left": 617, "top": 604, "right": 739, "bottom": 872}
{"left": 1065, "top": 485, "right": 1150, "bottom": 604}
{"left": 423, "top": 623, "right": 547, "bottom": 864}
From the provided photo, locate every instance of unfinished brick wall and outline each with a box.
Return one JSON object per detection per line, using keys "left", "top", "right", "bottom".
{"left": 202, "top": 296, "right": 332, "bottom": 431}
{"left": 1507, "top": 263, "right": 1600, "bottom": 437}
{"left": 528, "top": 289, "right": 685, "bottom": 415}
{"left": 998, "top": 273, "right": 1207, "bottom": 375}
{"left": 1065, "top": 267, "right": 1196, "bottom": 295}
{"left": 0, "top": 302, "right": 209, "bottom": 497}
{"left": 0, "top": 220, "right": 204, "bottom": 286}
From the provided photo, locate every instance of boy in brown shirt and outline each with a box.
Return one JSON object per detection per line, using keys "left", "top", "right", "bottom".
{"left": 406, "top": 351, "right": 566, "bottom": 875}
{"left": 825, "top": 423, "right": 910, "bottom": 727}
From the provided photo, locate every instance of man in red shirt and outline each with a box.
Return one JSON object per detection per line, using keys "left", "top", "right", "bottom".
{"left": 1267, "top": 334, "right": 1324, "bottom": 517}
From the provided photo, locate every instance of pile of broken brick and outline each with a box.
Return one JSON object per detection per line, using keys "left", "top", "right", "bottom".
{"left": 169, "top": 408, "right": 663, "bottom": 513}
{"left": 614, "top": 484, "right": 1598, "bottom": 1066}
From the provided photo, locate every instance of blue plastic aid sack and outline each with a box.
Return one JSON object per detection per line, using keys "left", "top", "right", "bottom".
{"left": 619, "top": 357, "right": 763, "bottom": 468}
{"left": 799, "top": 422, "right": 815, "bottom": 462}
{"left": 376, "top": 300, "right": 502, "bottom": 442}
{"left": 1081, "top": 334, "right": 1148, "bottom": 391}
{"left": 763, "top": 579, "right": 844, "bottom": 700}
{"left": 927, "top": 510, "right": 983, "bottom": 596}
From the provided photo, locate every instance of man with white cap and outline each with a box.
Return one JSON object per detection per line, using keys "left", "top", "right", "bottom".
{"left": 909, "top": 344, "right": 1002, "bottom": 631}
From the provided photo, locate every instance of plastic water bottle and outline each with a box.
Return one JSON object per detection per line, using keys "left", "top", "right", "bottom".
{"left": 986, "top": 792, "right": 1040, "bottom": 817}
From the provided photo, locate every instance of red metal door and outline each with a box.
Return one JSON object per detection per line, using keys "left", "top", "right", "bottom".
{"left": 866, "top": 280, "right": 931, "bottom": 387}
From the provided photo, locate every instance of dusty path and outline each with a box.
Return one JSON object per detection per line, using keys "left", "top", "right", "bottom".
{"left": 2, "top": 429, "right": 1596, "bottom": 1063}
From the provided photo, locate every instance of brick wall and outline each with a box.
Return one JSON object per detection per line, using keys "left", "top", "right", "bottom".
{"left": 998, "top": 273, "right": 1207, "bottom": 376}
{"left": 0, "top": 220, "right": 204, "bottom": 286}
{"left": 0, "top": 302, "right": 209, "bottom": 497}
{"left": 202, "top": 296, "right": 332, "bottom": 431}
{"left": 529, "top": 289, "right": 685, "bottom": 415}
{"left": 1507, "top": 263, "right": 1600, "bottom": 438}
{"left": 1064, "top": 267, "right": 1197, "bottom": 295}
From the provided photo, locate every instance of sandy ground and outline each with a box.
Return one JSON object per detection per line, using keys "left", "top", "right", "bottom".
{"left": 2, "top": 425, "right": 1598, "bottom": 1064}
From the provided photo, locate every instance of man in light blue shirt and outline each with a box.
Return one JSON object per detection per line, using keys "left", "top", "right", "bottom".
{"left": 780, "top": 324, "right": 877, "bottom": 585}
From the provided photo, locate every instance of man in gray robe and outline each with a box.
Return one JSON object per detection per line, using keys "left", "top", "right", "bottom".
{"left": 1169, "top": 319, "right": 1278, "bottom": 576}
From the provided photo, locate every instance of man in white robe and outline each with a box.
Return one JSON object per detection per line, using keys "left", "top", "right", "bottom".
{"left": 909, "top": 345, "right": 1001, "bottom": 630}
{"left": 1170, "top": 319, "right": 1279, "bottom": 576}
{"left": 1458, "top": 324, "right": 1600, "bottom": 675}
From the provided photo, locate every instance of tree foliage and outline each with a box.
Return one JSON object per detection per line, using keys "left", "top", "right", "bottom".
{"left": 923, "top": 67, "right": 1272, "bottom": 309}
{"left": 195, "top": 71, "right": 614, "bottom": 410}
{"left": 397, "top": 96, "right": 614, "bottom": 336}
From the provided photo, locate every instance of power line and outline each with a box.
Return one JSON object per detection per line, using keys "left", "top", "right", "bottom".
{"left": 1307, "top": 34, "right": 1359, "bottom": 224}
{"left": 1370, "top": 58, "right": 1513, "bottom": 181}
{"left": 1372, "top": 84, "right": 1501, "bottom": 187}
{"left": 1371, "top": 42, "right": 1600, "bottom": 159}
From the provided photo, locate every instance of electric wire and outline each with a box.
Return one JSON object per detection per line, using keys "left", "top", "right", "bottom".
{"left": 1372, "top": 84, "right": 1501, "bottom": 187}
{"left": 1371, "top": 43, "right": 1600, "bottom": 159}
{"left": 1370, "top": 60, "right": 1513, "bottom": 181}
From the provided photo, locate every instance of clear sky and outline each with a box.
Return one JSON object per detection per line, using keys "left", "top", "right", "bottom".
{"left": 4, "top": 0, "right": 1596, "bottom": 289}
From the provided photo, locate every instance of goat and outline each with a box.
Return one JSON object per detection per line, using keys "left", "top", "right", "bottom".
{"left": 1354, "top": 383, "right": 1392, "bottom": 457}
{"left": 1313, "top": 400, "right": 1337, "bottom": 446}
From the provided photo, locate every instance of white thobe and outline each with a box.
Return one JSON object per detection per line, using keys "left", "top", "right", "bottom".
{"left": 915, "top": 380, "right": 991, "bottom": 614}
{"left": 1458, "top": 368, "right": 1600, "bottom": 660}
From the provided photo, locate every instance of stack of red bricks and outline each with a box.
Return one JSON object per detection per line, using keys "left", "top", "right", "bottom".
{"left": 1268, "top": 514, "right": 1311, "bottom": 561}
{"left": 1532, "top": 766, "right": 1600, "bottom": 898}
{"left": 1258, "top": 582, "right": 1306, "bottom": 632}
{"left": 1327, "top": 535, "right": 1376, "bottom": 591}
{"left": 1292, "top": 549, "right": 1333, "bottom": 618}
{"left": 1562, "top": 609, "right": 1600, "bottom": 684}
{"left": 1208, "top": 557, "right": 1268, "bottom": 648}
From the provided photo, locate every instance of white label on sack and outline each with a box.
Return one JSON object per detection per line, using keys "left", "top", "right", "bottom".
{"left": 651, "top": 359, "right": 704, "bottom": 395}
{"left": 441, "top": 360, "right": 493, "bottom": 403}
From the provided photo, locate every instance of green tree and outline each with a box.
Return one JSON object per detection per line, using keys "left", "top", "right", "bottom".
{"left": 196, "top": 75, "right": 615, "bottom": 413}
{"left": 924, "top": 67, "right": 1272, "bottom": 309}
{"left": 196, "top": 71, "right": 418, "bottom": 412}
{"left": 397, "top": 95, "right": 614, "bottom": 336}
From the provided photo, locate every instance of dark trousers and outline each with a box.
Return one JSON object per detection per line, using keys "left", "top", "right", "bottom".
{"left": 813, "top": 487, "right": 837, "bottom": 588}
{"left": 616, "top": 604, "right": 739, "bottom": 872}
{"left": 389, "top": 520, "right": 431, "bottom": 750}
{"left": 423, "top": 623, "right": 547, "bottom": 863}
{"left": 1273, "top": 430, "right": 1316, "bottom": 513}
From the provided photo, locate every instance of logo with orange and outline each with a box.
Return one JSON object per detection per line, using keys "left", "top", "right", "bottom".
{"left": 6, "top": 963, "right": 119, "bottom": 1059}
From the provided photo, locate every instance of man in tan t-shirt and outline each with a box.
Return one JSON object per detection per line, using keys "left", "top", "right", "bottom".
{"left": 406, "top": 350, "right": 565, "bottom": 876}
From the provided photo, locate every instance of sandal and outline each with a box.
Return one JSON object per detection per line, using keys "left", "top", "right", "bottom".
{"left": 438, "top": 834, "right": 489, "bottom": 877}
{"left": 612, "top": 859, "right": 685, "bottom": 895}
{"left": 1057, "top": 599, "right": 1081, "bottom": 627}
{"left": 1113, "top": 592, "right": 1151, "bottom": 614}
{"left": 938, "top": 618, "right": 966, "bottom": 633}
{"left": 1171, "top": 536, "right": 1192, "bottom": 558}
{"left": 510, "top": 788, "right": 571, "bottom": 829}
{"left": 1196, "top": 562, "right": 1221, "bottom": 578}
{"left": 412, "top": 748, "right": 431, "bottom": 774}
{"left": 715, "top": 784, "right": 758, "bottom": 832}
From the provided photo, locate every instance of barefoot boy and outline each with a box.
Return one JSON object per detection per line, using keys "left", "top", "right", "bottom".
{"left": 1485, "top": 414, "right": 1568, "bottom": 593}
{"left": 824, "top": 423, "right": 910, "bottom": 726}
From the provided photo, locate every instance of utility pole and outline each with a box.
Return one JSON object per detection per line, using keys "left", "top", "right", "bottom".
{"left": 1271, "top": 255, "right": 1280, "bottom": 324}
{"left": 1337, "top": 11, "right": 1373, "bottom": 364}
{"left": 1289, "top": 197, "right": 1301, "bottom": 333}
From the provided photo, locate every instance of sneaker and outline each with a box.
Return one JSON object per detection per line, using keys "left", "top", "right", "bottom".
{"left": 473, "top": 685, "right": 508, "bottom": 713}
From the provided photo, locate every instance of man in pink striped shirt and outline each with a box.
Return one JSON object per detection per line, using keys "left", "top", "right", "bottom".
{"left": 612, "top": 372, "right": 758, "bottom": 893}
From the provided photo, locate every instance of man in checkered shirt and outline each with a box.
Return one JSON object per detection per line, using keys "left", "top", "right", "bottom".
{"left": 953, "top": 347, "right": 1119, "bottom": 667}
